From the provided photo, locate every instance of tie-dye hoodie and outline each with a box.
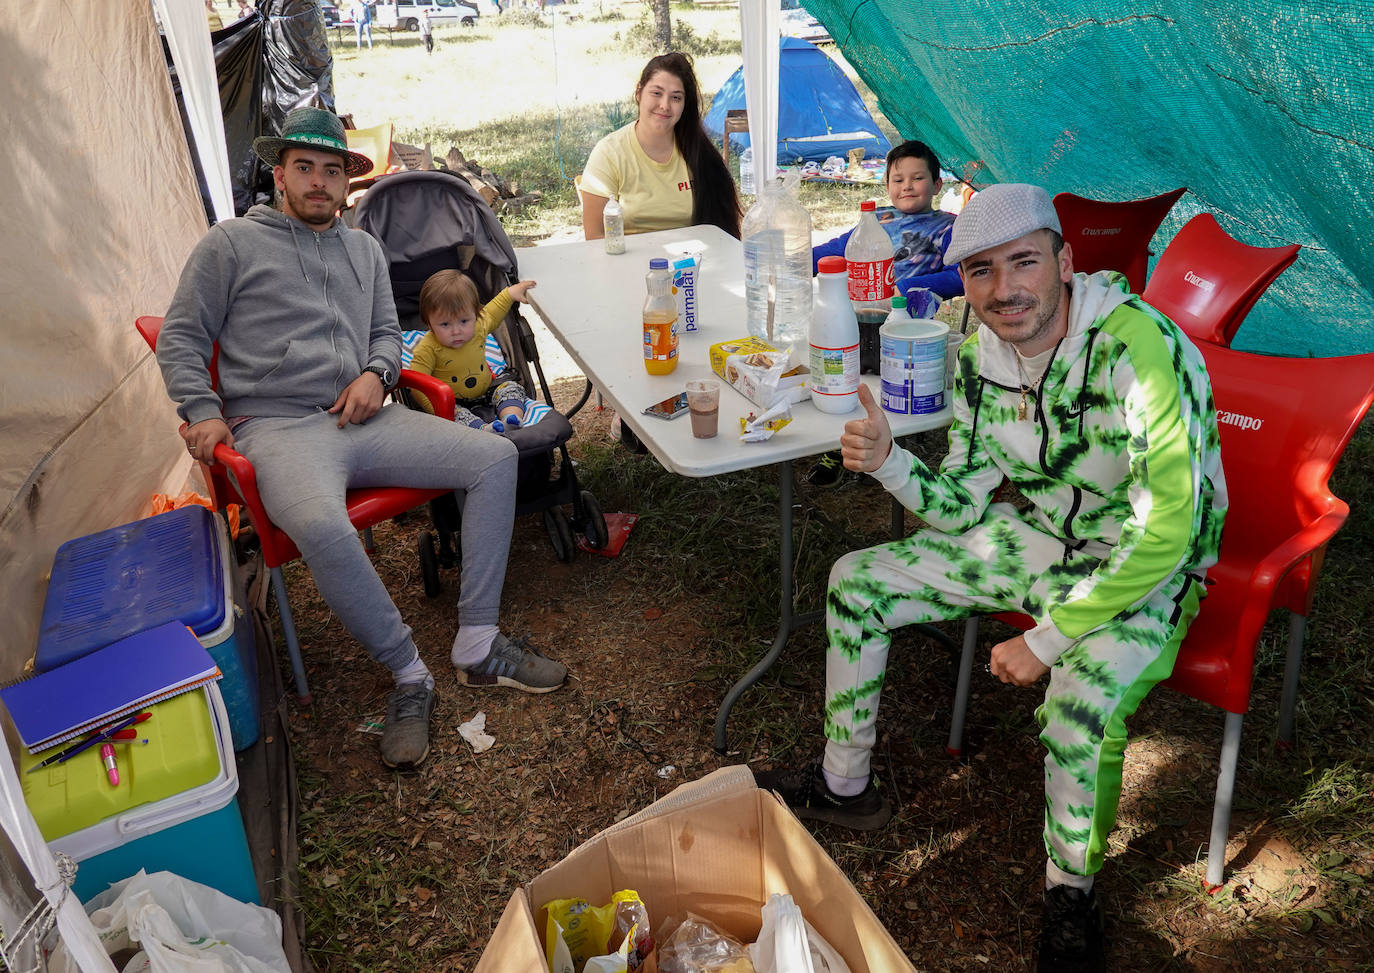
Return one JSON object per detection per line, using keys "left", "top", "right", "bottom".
{"left": 871, "top": 270, "right": 1228, "bottom": 665}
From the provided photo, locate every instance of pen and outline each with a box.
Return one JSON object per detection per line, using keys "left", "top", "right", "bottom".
{"left": 100, "top": 743, "right": 119, "bottom": 786}
{"left": 24, "top": 712, "right": 151, "bottom": 774}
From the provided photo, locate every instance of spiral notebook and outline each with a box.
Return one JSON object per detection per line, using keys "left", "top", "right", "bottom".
{"left": 1, "top": 621, "right": 221, "bottom": 753}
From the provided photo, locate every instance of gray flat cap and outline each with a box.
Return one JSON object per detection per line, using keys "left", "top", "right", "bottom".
{"left": 944, "top": 183, "right": 1062, "bottom": 266}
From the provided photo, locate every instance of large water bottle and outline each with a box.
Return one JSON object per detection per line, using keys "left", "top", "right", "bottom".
{"left": 741, "top": 169, "right": 813, "bottom": 360}
{"left": 845, "top": 200, "right": 895, "bottom": 344}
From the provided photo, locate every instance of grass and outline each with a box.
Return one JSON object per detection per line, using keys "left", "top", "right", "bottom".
{"left": 291, "top": 6, "right": 1374, "bottom": 969}
{"left": 327, "top": 1, "right": 895, "bottom": 243}
{"left": 559, "top": 416, "right": 1374, "bottom": 968}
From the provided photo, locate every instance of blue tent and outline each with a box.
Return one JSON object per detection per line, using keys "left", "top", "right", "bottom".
{"left": 704, "top": 37, "right": 891, "bottom": 165}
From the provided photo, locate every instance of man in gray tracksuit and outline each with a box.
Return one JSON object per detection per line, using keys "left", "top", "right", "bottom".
{"left": 156, "top": 108, "right": 566, "bottom": 770}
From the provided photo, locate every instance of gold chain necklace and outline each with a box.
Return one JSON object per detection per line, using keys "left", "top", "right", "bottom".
{"left": 1015, "top": 353, "right": 1044, "bottom": 421}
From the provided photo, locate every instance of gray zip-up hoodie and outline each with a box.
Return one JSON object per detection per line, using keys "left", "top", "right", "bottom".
{"left": 157, "top": 204, "right": 401, "bottom": 426}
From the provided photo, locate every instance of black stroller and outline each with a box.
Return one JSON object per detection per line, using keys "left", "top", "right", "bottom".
{"left": 354, "top": 170, "right": 607, "bottom": 589}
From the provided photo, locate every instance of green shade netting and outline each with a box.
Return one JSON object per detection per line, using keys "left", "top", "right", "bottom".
{"left": 805, "top": 0, "right": 1373, "bottom": 357}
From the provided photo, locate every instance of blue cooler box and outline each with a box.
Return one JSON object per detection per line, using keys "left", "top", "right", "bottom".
{"left": 36, "top": 506, "right": 260, "bottom": 750}
{"left": 40, "top": 684, "right": 259, "bottom": 904}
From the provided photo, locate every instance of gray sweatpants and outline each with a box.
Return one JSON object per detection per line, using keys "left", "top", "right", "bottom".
{"left": 233, "top": 405, "right": 518, "bottom": 672}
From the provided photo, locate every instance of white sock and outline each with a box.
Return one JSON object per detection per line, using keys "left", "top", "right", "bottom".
{"left": 822, "top": 767, "right": 868, "bottom": 798}
{"left": 451, "top": 624, "right": 499, "bottom": 668}
{"left": 392, "top": 653, "right": 433, "bottom": 689}
{"left": 1046, "top": 860, "right": 1094, "bottom": 892}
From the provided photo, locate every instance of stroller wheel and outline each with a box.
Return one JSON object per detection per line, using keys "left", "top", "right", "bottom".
{"left": 578, "top": 490, "right": 609, "bottom": 550}
{"left": 543, "top": 507, "right": 576, "bottom": 563}
{"left": 418, "top": 531, "right": 442, "bottom": 598}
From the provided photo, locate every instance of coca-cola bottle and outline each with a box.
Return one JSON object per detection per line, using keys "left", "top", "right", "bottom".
{"left": 844, "top": 200, "right": 895, "bottom": 339}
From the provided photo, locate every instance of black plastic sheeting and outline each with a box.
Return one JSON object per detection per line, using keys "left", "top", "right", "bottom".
{"left": 165, "top": 0, "right": 335, "bottom": 219}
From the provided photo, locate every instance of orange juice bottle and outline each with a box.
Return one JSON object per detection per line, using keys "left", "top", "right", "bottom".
{"left": 643, "top": 258, "right": 679, "bottom": 375}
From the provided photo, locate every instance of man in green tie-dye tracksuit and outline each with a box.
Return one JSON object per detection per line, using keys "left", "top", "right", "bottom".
{"left": 756, "top": 184, "right": 1227, "bottom": 973}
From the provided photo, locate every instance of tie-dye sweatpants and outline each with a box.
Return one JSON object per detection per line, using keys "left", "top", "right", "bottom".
{"left": 823, "top": 502, "right": 1201, "bottom": 877}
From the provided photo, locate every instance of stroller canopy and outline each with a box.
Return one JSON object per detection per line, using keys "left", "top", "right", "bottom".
{"left": 354, "top": 170, "right": 518, "bottom": 321}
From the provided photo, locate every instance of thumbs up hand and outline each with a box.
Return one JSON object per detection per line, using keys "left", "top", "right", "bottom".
{"left": 840, "top": 384, "right": 893, "bottom": 472}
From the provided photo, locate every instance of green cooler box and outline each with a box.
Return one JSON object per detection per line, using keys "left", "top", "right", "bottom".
{"left": 19, "top": 683, "right": 259, "bottom": 904}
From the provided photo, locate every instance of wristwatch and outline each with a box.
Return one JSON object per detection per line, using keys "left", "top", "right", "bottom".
{"left": 363, "top": 364, "right": 395, "bottom": 390}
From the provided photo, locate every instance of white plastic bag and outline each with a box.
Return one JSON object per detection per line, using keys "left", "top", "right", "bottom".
{"left": 84, "top": 870, "right": 291, "bottom": 973}
{"left": 748, "top": 894, "right": 851, "bottom": 973}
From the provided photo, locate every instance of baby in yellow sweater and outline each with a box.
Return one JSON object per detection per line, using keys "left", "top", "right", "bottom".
{"left": 410, "top": 270, "right": 536, "bottom": 431}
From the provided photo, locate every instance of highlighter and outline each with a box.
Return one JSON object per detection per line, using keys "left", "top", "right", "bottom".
{"left": 100, "top": 743, "right": 119, "bottom": 787}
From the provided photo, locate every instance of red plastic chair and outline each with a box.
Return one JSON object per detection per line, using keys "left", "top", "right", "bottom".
{"left": 1053, "top": 187, "right": 1186, "bottom": 293}
{"left": 1142, "top": 213, "right": 1301, "bottom": 346}
{"left": 137, "top": 315, "right": 457, "bottom": 703}
{"left": 948, "top": 342, "right": 1374, "bottom": 887}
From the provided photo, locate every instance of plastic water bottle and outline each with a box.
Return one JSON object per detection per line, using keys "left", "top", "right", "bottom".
{"left": 845, "top": 199, "right": 895, "bottom": 325}
{"left": 741, "top": 171, "right": 813, "bottom": 360}
{"left": 809, "top": 255, "right": 860, "bottom": 414}
{"left": 739, "top": 145, "right": 755, "bottom": 196}
{"left": 642, "top": 258, "right": 678, "bottom": 375}
{"left": 603, "top": 196, "right": 626, "bottom": 255}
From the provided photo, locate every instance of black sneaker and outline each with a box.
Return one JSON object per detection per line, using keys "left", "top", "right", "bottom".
{"left": 753, "top": 761, "right": 892, "bottom": 830}
{"left": 1037, "top": 885, "right": 1106, "bottom": 973}
{"left": 805, "top": 450, "right": 848, "bottom": 487}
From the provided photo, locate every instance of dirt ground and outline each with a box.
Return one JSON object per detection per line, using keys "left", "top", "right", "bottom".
{"left": 284, "top": 379, "right": 1372, "bottom": 972}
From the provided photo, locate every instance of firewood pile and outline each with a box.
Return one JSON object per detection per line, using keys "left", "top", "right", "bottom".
{"left": 384, "top": 139, "right": 541, "bottom": 215}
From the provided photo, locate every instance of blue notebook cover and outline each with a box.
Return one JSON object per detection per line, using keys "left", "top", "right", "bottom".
{"left": 2, "top": 621, "right": 221, "bottom": 753}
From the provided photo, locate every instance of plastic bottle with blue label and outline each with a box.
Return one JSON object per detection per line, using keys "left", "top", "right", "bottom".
{"left": 809, "top": 255, "right": 860, "bottom": 414}
{"left": 643, "top": 258, "right": 678, "bottom": 375}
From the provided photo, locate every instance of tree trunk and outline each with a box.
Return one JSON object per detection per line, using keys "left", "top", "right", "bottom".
{"left": 651, "top": 0, "right": 671, "bottom": 51}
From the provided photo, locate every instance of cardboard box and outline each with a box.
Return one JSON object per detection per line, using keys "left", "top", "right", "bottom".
{"left": 476, "top": 767, "right": 913, "bottom": 973}
{"left": 708, "top": 337, "right": 810, "bottom": 408}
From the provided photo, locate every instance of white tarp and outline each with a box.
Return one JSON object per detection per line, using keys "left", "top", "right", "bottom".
{"left": 739, "top": 0, "right": 782, "bottom": 188}
{"left": 155, "top": 0, "right": 236, "bottom": 224}
{"left": 0, "top": 751, "right": 115, "bottom": 972}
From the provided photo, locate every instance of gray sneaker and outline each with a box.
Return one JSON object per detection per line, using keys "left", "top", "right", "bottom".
{"left": 456, "top": 633, "right": 567, "bottom": 693}
{"left": 380, "top": 682, "right": 437, "bottom": 769}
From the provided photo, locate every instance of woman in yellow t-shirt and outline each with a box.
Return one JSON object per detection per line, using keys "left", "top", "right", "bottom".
{"left": 581, "top": 52, "right": 742, "bottom": 240}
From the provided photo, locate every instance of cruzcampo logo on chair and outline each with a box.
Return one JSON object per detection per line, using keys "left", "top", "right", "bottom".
{"left": 252, "top": 107, "right": 374, "bottom": 177}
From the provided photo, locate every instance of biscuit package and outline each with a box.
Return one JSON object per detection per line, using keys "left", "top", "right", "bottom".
{"left": 707, "top": 337, "right": 809, "bottom": 409}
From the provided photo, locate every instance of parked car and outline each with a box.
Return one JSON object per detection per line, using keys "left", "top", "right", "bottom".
{"left": 320, "top": 2, "right": 343, "bottom": 27}
{"left": 376, "top": 0, "right": 480, "bottom": 30}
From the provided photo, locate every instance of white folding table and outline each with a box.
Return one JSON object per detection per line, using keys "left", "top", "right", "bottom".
{"left": 516, "top": 225, "right": 954, "bottom": 752}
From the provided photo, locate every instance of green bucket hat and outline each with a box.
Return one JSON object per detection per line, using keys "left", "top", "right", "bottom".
{"left": 252, "top": 107, "right": 374, "bottom": 178}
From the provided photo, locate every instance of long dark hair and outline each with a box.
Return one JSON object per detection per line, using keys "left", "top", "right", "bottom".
{"left": 637, "top": 52, "right": 742, "bottom": 239}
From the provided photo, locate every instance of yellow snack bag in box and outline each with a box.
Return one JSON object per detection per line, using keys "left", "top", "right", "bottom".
{"left": 545, "top": 889, "right": 652, "bottom": 973}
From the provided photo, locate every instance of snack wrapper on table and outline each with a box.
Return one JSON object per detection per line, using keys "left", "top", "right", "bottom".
{"left": 739, "top": 401, "right": 793, "bottom": 443}
{"left": 708, "top": 337, "right": 809, "bottom": 409}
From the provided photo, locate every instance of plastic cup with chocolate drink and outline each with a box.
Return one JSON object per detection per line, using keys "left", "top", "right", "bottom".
{"left": 685, "top": 379, "right": 721, "bottom": 439}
